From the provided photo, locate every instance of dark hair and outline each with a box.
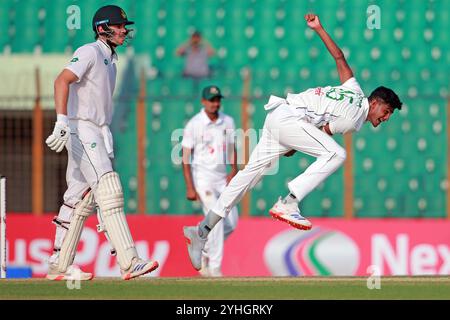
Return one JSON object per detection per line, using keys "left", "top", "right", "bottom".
{"left": 368, "top": 86, "right": 402, "bottom": 111}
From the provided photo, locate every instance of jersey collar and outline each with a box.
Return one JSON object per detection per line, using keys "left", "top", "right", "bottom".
{"left": 97, "top": 39, "right": 118, "bottom": 62}
{"left": 201, "top": 108, "right": 224, "bottom": 125}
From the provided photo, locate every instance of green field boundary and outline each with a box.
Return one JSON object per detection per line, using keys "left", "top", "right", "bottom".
{"left": 0, "top": 277, "right": 449, "bottom": 300}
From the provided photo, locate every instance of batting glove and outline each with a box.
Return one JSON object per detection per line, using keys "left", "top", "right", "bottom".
{"left": 46, "top": 115, "right": 70, "bottom": 153}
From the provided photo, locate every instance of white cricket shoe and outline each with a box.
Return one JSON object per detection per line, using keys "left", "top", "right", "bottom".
{"left": 183, "top": 226, "right": 207, "bottom": 271}
{"left": 46, "top": 263, "right": 93, "bottom": 281}
{"left": 269, "top": 197, "right": 312, "bottom": 230}
{"left": 122, "top": 258, "right": 159, "bottom": 280}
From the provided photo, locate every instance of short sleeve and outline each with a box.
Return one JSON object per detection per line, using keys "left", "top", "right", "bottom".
{"left": 182, "top": 120, "right": 195, "bottom": 149}
{"left": 341, "top": 77, "right": 363, "bottom": 94}
{"left": 65, "top": 46, "right": 95, "bottom": 83}
{"left": 329, "top": 117, "right": 356, "bottom": 134}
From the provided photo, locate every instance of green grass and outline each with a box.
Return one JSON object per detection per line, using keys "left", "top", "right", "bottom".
{"left": 0, "top": 277, "right": 449, "bottom": 300}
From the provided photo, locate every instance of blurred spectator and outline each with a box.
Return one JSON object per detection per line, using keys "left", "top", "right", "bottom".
{"left": 176, "top": 31, "right": 215, "bottom": 80}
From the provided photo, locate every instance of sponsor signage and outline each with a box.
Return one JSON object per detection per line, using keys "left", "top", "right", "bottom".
{"left": 4, "top": 215, "right": 449, "bottom": 277}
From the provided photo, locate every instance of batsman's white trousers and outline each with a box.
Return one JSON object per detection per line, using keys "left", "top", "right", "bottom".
{"left": 195, "top": 180, "right": 238, "bottom": 270}
{"left": 50, "top": 120, "right": 114, "bottom": 261}
{"left": 211, "top": 103, "right": 346, "bottom": 217}
{"left": 63, "top": 120, "right": 114, "bottom": 206}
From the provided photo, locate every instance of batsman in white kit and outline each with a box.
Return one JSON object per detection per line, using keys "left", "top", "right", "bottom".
{"left": 183, "top": 14, "right": 403, "bottom": 270}
{"left": 45, "top": 5, "right": 159, "bottom": 280}
{"left": 182, "top": 86, "right": 238, "bottom": 277}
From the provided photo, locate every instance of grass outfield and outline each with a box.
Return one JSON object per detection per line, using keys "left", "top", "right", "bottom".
{"left": 0, "top": 277, "right": 449, "bottom": 300}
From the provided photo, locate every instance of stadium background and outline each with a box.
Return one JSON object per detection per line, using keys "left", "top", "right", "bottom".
{"left": 0, "top": 0, "right": 449, "bottom": 278}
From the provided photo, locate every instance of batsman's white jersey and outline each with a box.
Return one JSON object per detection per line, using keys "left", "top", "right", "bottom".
{"left": 210, "top": 77, "right": 369, "bottom": 218}
{"left": 182, "top": 109, "right": 238, "bottom": 272}
{"left": 65, "top": 39, "right": 117, "bottom": 126}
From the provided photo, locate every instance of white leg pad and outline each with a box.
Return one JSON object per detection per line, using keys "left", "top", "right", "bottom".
{"left": 96, "top": 172, "right": 137, "bottom": 271}
{"left": 58, "top": 190, "right": 95, "bottom": 272}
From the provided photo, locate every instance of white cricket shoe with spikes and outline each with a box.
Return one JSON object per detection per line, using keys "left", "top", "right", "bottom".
{"left": 269, "top": 197, "right": 312, "bottom": 230}
{"left": 121, "top": 258, "right": 159, "bottom": 280}
{"left": 46, "top": 263, "right": 93, "bottom": 281}
{"left": 183, "top": 226, "right": 207, "bottom": 271}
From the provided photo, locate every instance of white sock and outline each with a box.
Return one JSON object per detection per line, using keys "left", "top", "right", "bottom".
{"left": 198, "top": 211, "right": 222, "bottom": 239}
{"left": 283, "top": 193, "right": 298, "bottom": 204}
